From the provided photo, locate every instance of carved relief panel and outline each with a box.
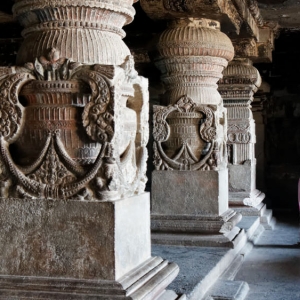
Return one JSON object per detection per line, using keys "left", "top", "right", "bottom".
{"left": 153, "top": 95, "right": 224, "bottom": 171}
{"left": 0, "top": 1, "right": 149, "bottom": 201}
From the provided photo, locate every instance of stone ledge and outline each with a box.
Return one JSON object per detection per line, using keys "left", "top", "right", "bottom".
{"left": 0, "top": 258, "right": 180, "bottom": 299}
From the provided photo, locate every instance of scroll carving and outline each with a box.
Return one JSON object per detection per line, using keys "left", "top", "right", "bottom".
{"left": 0, "top": 70, "right": 35, "bottom": 143}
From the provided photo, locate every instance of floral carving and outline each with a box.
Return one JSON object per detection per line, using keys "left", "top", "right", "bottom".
{"left": 227, "top": 117, "right": 252, "bottom": 145}
{"left": 72, "top": 67, "right": 115, "bottom": 143}
{"left": 0, "top": 70, "right": 35, "bottom": 143}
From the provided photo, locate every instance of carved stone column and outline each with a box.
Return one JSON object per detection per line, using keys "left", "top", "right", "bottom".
{"left": 0, "top": 1, "right": 183, "bottom": 299}
{"left": 147, "top": 17, "right": 243, "bottom": 247}
{"left": 219, "top": 58, "right": 266, "bottom": 214}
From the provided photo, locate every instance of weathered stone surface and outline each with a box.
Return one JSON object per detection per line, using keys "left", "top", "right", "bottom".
{"left": 152, "top": 170, "right": 228, "bottom": 216}
{"left": 0, "top": 193, "right": 183, "bottom": 299}
{"left": 151, "top": 169, "right": 244, "bottom": 247}
{"left": 228, "top": 163, "right": 256, "bottom": 196}
{"left": 0, "top": 257, "right": 180, "bottom": 299}
{"left": 0, "top": 193, "right": 150, "bottom": 280}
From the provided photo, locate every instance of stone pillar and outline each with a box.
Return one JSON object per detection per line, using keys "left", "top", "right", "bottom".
{"left": 0, "top": 1, "right": 183, "bottom": 299}
{"left": 219, "top": 58, "right": 266, "bottom": 215}
{"left": 147, "top": 17, "right": 243, "bottom": 247}
{"left": 219, "top": 58, "right": 275, "bottom": 229}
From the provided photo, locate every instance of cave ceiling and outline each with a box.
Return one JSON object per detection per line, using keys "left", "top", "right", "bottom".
{"left": 258, "top": 0, "right": 300, "bottom": 28}
{"left": 0, "top": 1, "right": 299, "bottom": 29}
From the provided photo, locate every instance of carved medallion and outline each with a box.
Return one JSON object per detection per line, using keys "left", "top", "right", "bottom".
{"left": 153, "top": 95, "right": 220, "bottom": 171}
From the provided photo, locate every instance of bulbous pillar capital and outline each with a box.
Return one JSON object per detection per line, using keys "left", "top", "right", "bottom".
{"left": 223, "top": 59, "right": 261, "bottom": 90}
{"left": 219, "top": 58, "right": 262, "bottom": 102}
{"left": 155, "top": 17, "right": 234, "bottom": 105}
{"left": 13, "top": 0, "right": 138, "bottom": 65}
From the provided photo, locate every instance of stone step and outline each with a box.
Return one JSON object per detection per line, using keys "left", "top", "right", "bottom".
{"left": 249, "top": 224, "right": 265, "bottom": 244}
{"left": 259, "top": 203, "right": 267, "bottom": 216}
{"left": 220, "top": 252, "right": 244, "bottom": 281}
{"left": 204, "top": 280, "right": 249, "bottom": 300}
{"left": 152, "top": 224, "right": 249, "bottom": 300}
{"left": 158, "top": 290, "right": 186, "bottom": 300}
{"left": 218, "top": 218, "right": 265, "bottom": 282}
{"left": 260, "top": 209, "right": 276, "bottom": 230}
{"left": 152, "top": 227, "right": 245, "bottom": 248}
{"left": 237, "top": 216, "right": 260, "bottom": 239}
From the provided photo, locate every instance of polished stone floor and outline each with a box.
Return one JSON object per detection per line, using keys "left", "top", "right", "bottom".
{"left": 235, "top": 216, "right": 300, "bottom": 300}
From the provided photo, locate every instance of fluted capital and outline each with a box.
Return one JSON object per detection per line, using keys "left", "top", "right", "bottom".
{"left": 13, "top": 0, "right": 138, "bottom": 65}
{"left": 13, "top": 0, "right": 136, "bottom": 24}
{"left": 154, "top": 18, "right": 234, "bottom": 105}
{"left": 220, "top": 58, "right": 261, "bottom": 92}
{"left": 157, "top": 18, "right": 234, "bottom": 61}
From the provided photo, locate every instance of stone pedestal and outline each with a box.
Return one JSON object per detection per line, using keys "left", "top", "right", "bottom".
{"left": 252, "top": 85, "right": 270, "bottom": 191}
{"left": 0, "top": 194, "right": 181, "bottom": 299}
{"left": 151, "top": 170, "right": 242, "bottom": 247}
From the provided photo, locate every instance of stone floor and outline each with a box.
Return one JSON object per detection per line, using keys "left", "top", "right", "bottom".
{"left": 153, "top": 214, "right": 300, "bottom": 300}
{"left": 235, "top": 216, "right": 300, "bottom": 300}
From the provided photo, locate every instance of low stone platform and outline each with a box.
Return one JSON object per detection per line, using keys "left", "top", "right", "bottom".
{"left": 152, "top": 214, "right": 265, "bottom": 300}
{"left": 232, "top": 203, "right": 276, "bottom": 230}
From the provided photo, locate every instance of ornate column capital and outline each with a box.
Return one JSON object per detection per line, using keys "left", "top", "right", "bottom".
{"left": 155, "top": 17, "right": 234, "bottom": 106}
{"left": 13, "top": 0, "right": 138, "bottom": 65}
{"left": 219, "top": 58, "right": 262, "bottom": 100}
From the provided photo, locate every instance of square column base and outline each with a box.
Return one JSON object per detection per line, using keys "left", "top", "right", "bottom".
{"left": 0, "top": 257, "right": 181, "bottom": 299}
{"left": 229, "top": 189, "right": 265, "bottom": 207}
{"left": 0, "top": 194, "right": 182, "bottom": 299}
{"left": 151, "top": 211, "right": 244, "bottom": 248}
{"left": 151, "top": 170, "right": 244, "bottom": 248}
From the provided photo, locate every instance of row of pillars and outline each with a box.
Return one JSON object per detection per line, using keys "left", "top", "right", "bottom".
{"left": 0, "top": 1, "right": 274, "bottom": 298}
{"left": 136, "top": 3, "right": 273, "bottom": 247}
